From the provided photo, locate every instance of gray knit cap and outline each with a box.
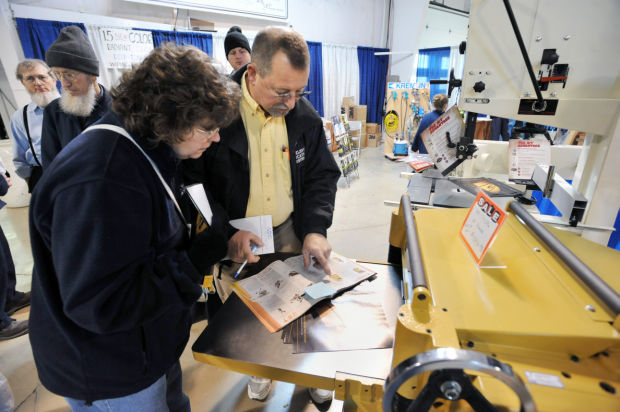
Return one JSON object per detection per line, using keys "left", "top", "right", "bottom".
{"left": 46, "top": 26, "right": 99, "bottom": 76}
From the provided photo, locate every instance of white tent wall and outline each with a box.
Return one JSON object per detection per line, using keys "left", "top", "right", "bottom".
{"left": 321, "top": 43, "right": 360, "bottom": 120}
{"left": 0, "top": 0, "right": 390, "bottom": 126}
{"left": 417, "top": 5, "right": 469, "bottom": 50}
{"left": 0, "top": 0, "right": 470, "bottom": 135}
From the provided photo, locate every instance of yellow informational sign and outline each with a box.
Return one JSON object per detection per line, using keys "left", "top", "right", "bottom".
{"left": 385, "top": 110, "right": 399, "bottom": 133}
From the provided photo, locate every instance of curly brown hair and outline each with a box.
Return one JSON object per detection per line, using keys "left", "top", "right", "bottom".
{"left": 111, "top": 43, "right": 241, "bottom": 145}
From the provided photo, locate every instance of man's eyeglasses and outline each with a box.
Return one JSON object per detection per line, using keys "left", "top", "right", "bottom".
{"left": 195, "top": 127, "right": 220, "bottom": 141}
{"left": 23, "top": 74, "right": 51, "bottom": 84}
{"left": 53, "top": 70, "right": 81, "bottom": 82}
{"left": 274, "top": 90, "right": 311, "bottom": 101}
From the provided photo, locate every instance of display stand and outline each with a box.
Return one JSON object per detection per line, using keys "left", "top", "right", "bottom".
{"left": 332, "top": 115, "right": 360, "bottom": 186}
{"left": 383, "top": 82, "right": 430, "bottom": 159}
{"left": 477, "top": 249, "right": 507, "bottom": 269}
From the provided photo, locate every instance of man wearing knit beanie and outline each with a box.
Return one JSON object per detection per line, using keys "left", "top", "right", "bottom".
{"left": 224, "top": 26, "right": 251, "bottom": 71}
{"left": 41, "top": 25, "right": 111, "bottom": 168}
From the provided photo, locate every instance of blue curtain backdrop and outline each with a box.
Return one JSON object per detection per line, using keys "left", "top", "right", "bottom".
{"left": 357, "top": 47, "right": 389, "bottom": 124}
{"left": 306, "top": 41, "right": 324, "bottom": 117}
{"left": 150, "top": 30, "right": 213, "bottom": 56}
{"left": 416, "top": 47, "right": 450, "bottom": 99}
{"left": 15, "top": 18, "right": 87, "bottom": 60}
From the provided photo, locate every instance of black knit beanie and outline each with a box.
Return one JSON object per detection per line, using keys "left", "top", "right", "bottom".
{"left": 46, "top": 26, "right": 99, "bottom": 76}
{"left": 224, "top": 26, "right": 251, "bottom": 57}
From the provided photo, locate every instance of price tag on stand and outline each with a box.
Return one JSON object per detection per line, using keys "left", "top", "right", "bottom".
{"left": 460, "top": 191, "right": 508, "bottom": 265}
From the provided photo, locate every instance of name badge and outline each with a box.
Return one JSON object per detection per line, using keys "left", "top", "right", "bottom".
{"left": 295, "top": 147, "right": 305, "bottom": 164}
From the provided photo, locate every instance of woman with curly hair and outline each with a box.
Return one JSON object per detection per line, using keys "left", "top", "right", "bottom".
{"left": 28, "top": 43, "right": 259, "bottom": 412}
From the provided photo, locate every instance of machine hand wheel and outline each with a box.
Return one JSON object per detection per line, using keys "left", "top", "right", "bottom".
{"left": 383, "top": 348, "right": 537, "bottom": 412}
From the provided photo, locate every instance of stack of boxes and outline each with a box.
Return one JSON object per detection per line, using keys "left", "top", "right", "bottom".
{"left": 341, "top": 97, "right": 368, "bottom": 147}
{"left": 334, "top": 97, "right": 383, "bottom": 149}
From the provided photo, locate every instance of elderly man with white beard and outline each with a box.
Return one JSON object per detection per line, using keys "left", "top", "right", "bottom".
{"left": 10, "top": 59, "right": 60, "bottom": 192}
{"left": 41, "top": 25, "right": 111, "bottom": 169}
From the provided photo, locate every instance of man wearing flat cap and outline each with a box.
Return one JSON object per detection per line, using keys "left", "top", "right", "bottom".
{"left": 42, "top": 25, "right": 111, "bottom": 168}
{"left": 224, "top": 26, "right": 251, "bottom": 71}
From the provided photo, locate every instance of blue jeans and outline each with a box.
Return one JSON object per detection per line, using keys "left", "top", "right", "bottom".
{"left": 65, "top": 361, "right": 190, "bottom": 412}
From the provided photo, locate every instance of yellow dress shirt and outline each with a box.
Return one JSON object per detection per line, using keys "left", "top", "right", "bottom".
{"left": 240, "top": 72, "right": 294, "bottom": 226}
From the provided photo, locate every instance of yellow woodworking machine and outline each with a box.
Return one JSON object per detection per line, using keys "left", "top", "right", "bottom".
{"left": 385, "top": 195, "right": 620, "bottom": 411}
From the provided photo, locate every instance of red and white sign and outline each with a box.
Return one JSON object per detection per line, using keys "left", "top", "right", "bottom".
{"left": 508, "top": 138, "right": 550, "bottom": 180}
{"left": 420, "top": 106, "right": 463, "bottom": 174}
{"left": 460, "top": 191, "right": 507, "bottom": 264}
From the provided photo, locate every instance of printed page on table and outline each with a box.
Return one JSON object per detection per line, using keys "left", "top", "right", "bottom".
{"left": 233, "top": 253, "right": 377, "bottom": 333}
{"left": 232, "top": 260, "right": 314, "bottom": 333}
{"left": 282, "top": 252, "right": 377, "bottom": 294}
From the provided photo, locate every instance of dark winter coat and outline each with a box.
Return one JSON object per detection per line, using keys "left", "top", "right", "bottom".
{"left": 41, "top": 84, "right": 111, "bottom": 168}
{"left": 29, "top": 111, "right": 226, "bottom": 401}
{"left": 183, "top": 65, "right": 341, "bottom": 241}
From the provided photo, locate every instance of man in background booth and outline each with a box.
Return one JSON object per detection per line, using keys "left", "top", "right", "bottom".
{"left": 224, "top": 26, "right": 251, "bottom": 71}
{"left": 411, "top": 93, "right": 449, "bottom": 154}
{"left": 10, "top": 59, "right": 59, "bottom": 192}
{"left": 42, "top": 25, "right": 111, "bottom": 168}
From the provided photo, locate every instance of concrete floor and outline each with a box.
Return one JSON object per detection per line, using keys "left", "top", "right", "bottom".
{"left": 0, "top": 144, "right": 410, "bottom": 412}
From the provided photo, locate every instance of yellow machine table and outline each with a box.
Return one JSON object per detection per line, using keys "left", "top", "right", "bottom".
{"left": 385, "top": 196, "right": 620, "bottom": 411}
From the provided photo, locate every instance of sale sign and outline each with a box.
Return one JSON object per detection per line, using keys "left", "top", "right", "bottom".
{"left": 460, "top": 191, "right": 507, "bottom": 264}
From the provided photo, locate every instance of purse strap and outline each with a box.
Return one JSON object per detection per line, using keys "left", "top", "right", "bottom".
{"left": 83, "top": 124, "right": 190, "bottom": 236}
{"left": 23, "top": 105, "right": 42, "bottom": 167}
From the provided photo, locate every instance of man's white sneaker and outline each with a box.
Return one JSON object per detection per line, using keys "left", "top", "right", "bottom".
{"left": 247, "top": 376, "right": 272, "bottom": 401}
{"left": 308, "top": 387, "right": 333, "bottom": 405}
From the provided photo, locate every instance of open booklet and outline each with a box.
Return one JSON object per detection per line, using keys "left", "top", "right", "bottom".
{"left": 231, "top": 252, "right": 377, "bottom": 333}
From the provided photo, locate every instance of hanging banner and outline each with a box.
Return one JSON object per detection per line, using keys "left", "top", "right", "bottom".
{"left": 99, "top": 28, "right": 154, "bottom": 69}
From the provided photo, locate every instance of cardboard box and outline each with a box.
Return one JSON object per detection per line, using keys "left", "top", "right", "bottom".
{"left": 350, "top": 105, "right": 367, "bottom": 122}
{"left": 361, "top": 132, "right": 368, "bottom": 148}
{"left": 367, "top": 133, "right": 379, "bottom": 147}
{"left": 190, "top": 18, "right": 215, "bottom": 31}
{"left": 341, "top": 97, "right": 355, "bottom": 120}
{"left": 342, "top": 96, "right": 355, "bottom": 108}
{"left": 366, "top": 123, "right": 380, "bottom": 134}
{"left": 324, "top": 121, "right": 337, "bottom": 152}
{"left": 348, "top": 120, "right": 362, "bottom": 139}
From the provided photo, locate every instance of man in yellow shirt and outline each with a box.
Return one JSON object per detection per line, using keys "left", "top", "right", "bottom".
{"left": 183, "top": 26, "right": 340, "bottom": 404}
{"left": 184, "top": 26, "right": 340, "bottom": 292}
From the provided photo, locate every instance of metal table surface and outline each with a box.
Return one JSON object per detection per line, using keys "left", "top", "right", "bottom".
{"left": 192, "top": 262, "right": 403, "bottom": 389}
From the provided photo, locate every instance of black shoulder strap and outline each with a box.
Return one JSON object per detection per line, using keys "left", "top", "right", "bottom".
{"left": 23, "top": 105, "right": 42, "bottom": 167}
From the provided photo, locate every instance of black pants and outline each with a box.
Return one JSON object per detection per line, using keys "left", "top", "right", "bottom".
{"left": 0, "top": 225, "right": 17, "bottom": 327}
